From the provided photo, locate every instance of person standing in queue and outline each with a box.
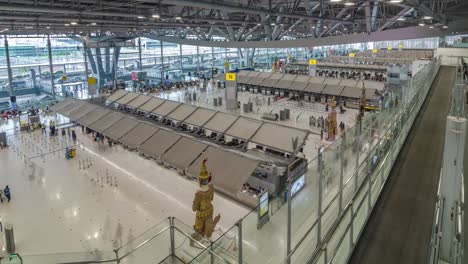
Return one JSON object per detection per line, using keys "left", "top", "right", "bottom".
{"left": 4, "top": 186, "right": 11, "bottom": 202}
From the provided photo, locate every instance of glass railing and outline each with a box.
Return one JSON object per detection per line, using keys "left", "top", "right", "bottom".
{"left": 0, "top": 217, "right": 230, "bottom": 264}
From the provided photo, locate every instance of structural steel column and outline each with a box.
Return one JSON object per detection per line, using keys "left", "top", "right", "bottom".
{"left": 179, "top": 44, "right": 183, "bottom": 76}
{"left": 196, "top": 45, "right": 200, "bottom": 73}
{"left": 211, "top": 47, "right": 214, "bottom": 69}
{"left": 4, "top": 35, "right": 13, "bottom": 98}
{"left": 160, "top": 41, "right": 164, "bottom": 84}
{"left": 138, "top": 37, "right": 142, "bottom": 71}
{"left": 113, "top": 49, "right": 118, "bottom": 89}
{"left": 47, "top": 35, "right": 55, "bottom": 98}
{"left": 83, "top": 43, "right": 89, "bottom": 90}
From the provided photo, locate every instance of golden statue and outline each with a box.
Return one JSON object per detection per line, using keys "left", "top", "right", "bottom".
{"left": 327, "top": 96, "right": 337, "bottom": 141}
{"left": 192, "top": 159, "right": 221, "bottom": 239}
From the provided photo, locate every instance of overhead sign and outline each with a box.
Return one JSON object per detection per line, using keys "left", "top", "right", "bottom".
{"left": 398, "top": 43, "right": 404, "bottom": 49}
{"left": 225, "top": 73, "right": 236, "bottom": 81}
{"left": 87, "top": 77, "right": 97, "bottom": 85}
{"left": 87, "top": 77, "right": 97, "bottom": 95}
{"left": 349, "top": 53, "right": 355, "bottom": 58}
{"left": 372, "top": 48, "right": 378, "bottom": 54}
{"left": 309, "top": 59, "right": 317, "bottom": 65}
{"left": 387, "top": 47, "right": 393, "bottom": 51}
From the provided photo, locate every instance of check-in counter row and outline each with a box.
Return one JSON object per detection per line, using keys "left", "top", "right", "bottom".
{"left": 236, "top": 71, "right": 384, "bottom": 101}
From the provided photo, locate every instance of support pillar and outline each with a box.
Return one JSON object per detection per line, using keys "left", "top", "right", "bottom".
{"left": 160, "top": 41, "right": 164, "bottom": 85}
{"left": 138, "top": 38, "right": 142, "bottom": 71}
{"left": 179, "top": 44, "right": 183, "bottom": 76}
{"left": 83, "top": 43, "right": 89, "bottom": 90}
{"left": 211, "top": 47, "right": 214, "bottom": 69}
{"left": 113, "top": 49, "right": 118, "bottom": 89}
{"left": 4, "top": 35, "right": 13, "bottom": 99}
{"left": 196, "top": 46, "right": 200, "bottom": 73}
{"left": 47, "top": 35, "right": 55, "bottom": 98}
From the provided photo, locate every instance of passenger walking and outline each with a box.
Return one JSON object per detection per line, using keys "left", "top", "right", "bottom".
{"left": 4, "top": 186, "right": 11, "bottom": 202}
{"left": 71, "top": 130, "right": 77, "bottom": 142}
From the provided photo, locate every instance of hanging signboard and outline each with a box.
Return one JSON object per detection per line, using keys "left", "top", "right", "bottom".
{"left": 87, "top": 77, "right": 97, "bottom": 95}
{"left": 225, "top": 73, "right": 237, "bottom": 81}
{"left": 309, "top": 59, "right": 317, "bottom": 65}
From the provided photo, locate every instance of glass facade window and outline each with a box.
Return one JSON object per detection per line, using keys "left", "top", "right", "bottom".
{"left": 0, "top": 34, "right": 465, "bottom": 99}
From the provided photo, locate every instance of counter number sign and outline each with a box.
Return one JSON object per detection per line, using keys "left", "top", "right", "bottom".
{"left": 372, "top": 48, "right": 378, "bottom": 54}
{"left": 226, "top": 73, "right": 236, "bottom": 81}
{"left": 309, "top": 59, "right": 317, "bottom": 65}
{"left": 349, "top": 53, "right": 355, "bottom": 58}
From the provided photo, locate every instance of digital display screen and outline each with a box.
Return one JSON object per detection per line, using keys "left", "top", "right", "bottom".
{"left": 258, "top": 191, "right": 269, "bottom": 218}
{"left": 291, "top": 175, "right": 305, "bottom": 197}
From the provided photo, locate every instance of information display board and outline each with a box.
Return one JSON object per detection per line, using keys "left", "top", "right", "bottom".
{"left": 257, "top": 190, "right": 270, "bottom": 229}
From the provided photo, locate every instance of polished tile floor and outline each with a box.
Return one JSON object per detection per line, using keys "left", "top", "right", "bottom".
{"left": 0, "top": 114, "right": 248, "bottom": 259}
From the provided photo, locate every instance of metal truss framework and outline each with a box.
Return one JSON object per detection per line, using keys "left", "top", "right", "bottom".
{"left": 0, "top": 0, "right": 465, "bottom": 44}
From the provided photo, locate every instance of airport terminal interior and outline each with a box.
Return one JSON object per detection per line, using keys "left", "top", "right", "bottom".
{"left": 0, "top": 1, "right": 467, "bottom": 264}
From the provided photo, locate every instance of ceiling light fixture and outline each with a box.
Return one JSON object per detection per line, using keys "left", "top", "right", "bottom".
{"left": 429, "top": 26, "right": 434, "bottom": 29}
{"left": 344, "top": 2, "right": 355, "bottom": 6}
{"left": 397, "top": 17, "right": 406, "bottom": 21}
{"left": 46, "top": 26, "right": 50, "bottom": 29}
{"left": 389, "top": 0, "right": 403, "bottom": 3}
{"left": 330, "top": 0, "right": 343, "bottom": 2}
{"left": 137, "top": 16, "right": 145, "bottom": 19}
{"left": 442, "top": 25, "right": 448, "bottom": 29}
{"left": 65, "top": 24, "right": 70, "bottom": 26}
{"left": 71, "top": 22, "right": 78, "bottom": 25}
{"left": 152, "top": 14, "right": 160, "bottom": 18}
{"left": 271, "top": 23, "right": 276, "bottom": 26}
{"left": 423, "top": 16, "right": 433, "bottom": 20}
{"left": 175, "top": 16, "right": 182, "bottom": 20}
{"left": 418, "top": 23, "right": 425, "bottom": 26}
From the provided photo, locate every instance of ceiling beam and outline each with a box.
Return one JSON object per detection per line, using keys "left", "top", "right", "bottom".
{"left": 156, "top": 0, "right": 354, "bottom": 23}
{"left": 378, "top": 7, "right": 413, "bottom": 31}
